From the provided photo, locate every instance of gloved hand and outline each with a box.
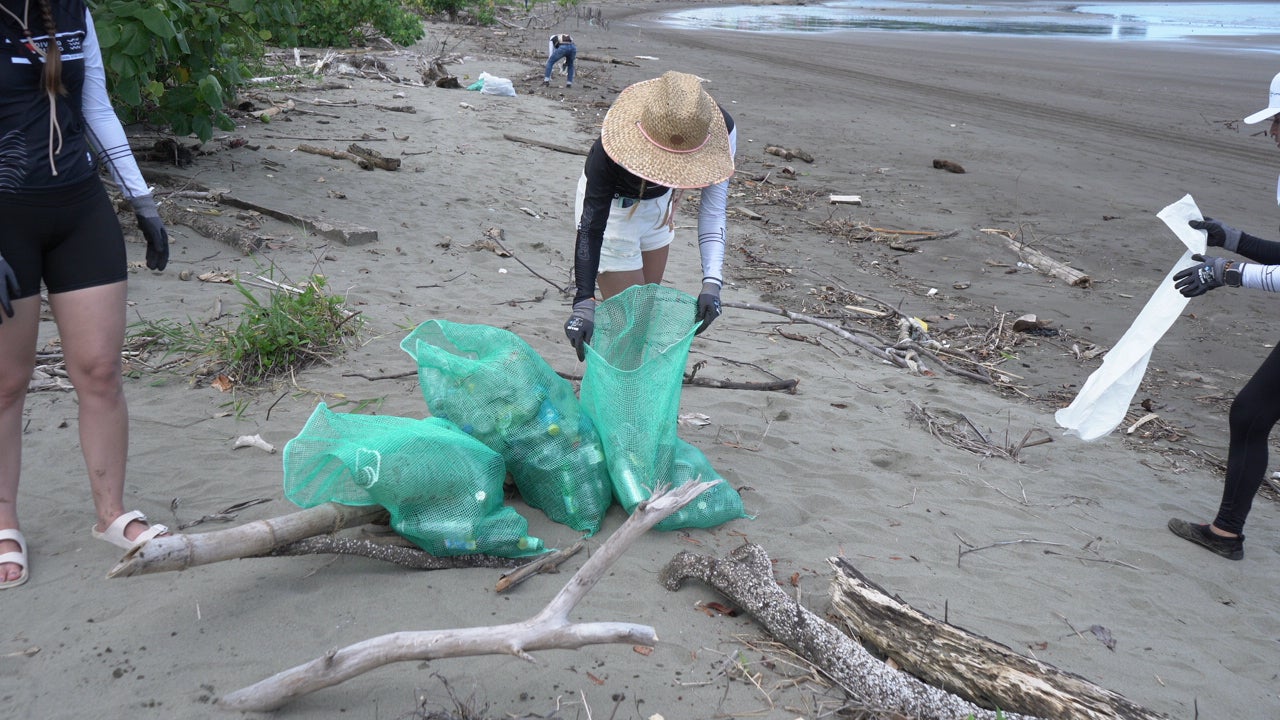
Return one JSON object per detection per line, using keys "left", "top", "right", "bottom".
{"left": 1173, "top": 253, "right": 1241, "bottom": 297}
{"left": 1189, "top": 217, "right": 1241, "bottom": 253}
{"left": 0, "top": 252, "right": 18, "bottom": 322}
{"left": 564, "top": 298, "right": 595, "bottom": 361}
{"left": 131, "top": 195, "right": 169, "bottom": 271}
{"left": 694, "top": 281, "right": 721, "bottom": 335}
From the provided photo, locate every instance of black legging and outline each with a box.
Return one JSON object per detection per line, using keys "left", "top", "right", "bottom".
{"left": 1214, "top": 342, "right": 1280, "bottom": 534}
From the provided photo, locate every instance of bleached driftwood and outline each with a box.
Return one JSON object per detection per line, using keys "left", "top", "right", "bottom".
{"left": 216, "top": 480, "right": 718, "bottom": 712}
{"left": 107, "top": 502, "right": 387, "bottom": 577}
{"left": 157, "top": 202, "right": 266, "bottom": 254}
{"left": 986, "top": 230, "right": 1092, "bottom": 288}
{"left": 659, "top": 543, "right": 1038, "bottom": 720}
{"left": 828, "top": 557, "right": 1170, "bottom": 720}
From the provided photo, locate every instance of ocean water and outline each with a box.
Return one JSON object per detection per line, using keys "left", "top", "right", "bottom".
{"left": 660, "top": 1, "right": 1280, "bottom": 45}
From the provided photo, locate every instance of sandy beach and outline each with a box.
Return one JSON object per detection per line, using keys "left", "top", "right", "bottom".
{"left": 5, "top": 1, "right": 1280, "bottom": 718}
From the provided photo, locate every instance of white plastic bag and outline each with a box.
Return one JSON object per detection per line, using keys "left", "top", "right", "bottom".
{"left": 478, "top": 71, "right": 516, "bottom": 97}
{"left": 1054, "top": 194, "right": 1206, "bottom": 441}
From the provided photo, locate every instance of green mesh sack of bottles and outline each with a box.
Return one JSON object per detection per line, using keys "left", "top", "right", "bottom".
{"left": 282, "top": 402, "right": 544, "bottom": 557}
{"left": 579, "top": 284, "right": 749, "bottom": 531}
{"left": 399, "top": 320, "right": 613, "bottom": 535}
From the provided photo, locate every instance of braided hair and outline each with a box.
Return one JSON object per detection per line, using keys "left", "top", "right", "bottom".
{"left": 36, "top": 0, "right": 64, "bottom": 96}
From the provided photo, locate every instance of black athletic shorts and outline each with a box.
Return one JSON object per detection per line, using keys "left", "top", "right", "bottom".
{"left": 0, "top": 176, "right": 127, "bottom": 300}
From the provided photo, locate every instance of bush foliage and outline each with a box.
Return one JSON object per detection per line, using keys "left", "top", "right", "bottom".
{"left": 90, "top": 0, "right": 492, "bottom": 141}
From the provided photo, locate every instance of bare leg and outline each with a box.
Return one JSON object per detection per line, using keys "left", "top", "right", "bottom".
{"left": 0, "top": 296, "right": 41, "bottom": 584}
{"left": 48, "top": 282, "right": 154, "bottom": 543}
{"left": 596, "top": 246, "right": 671, "bottom": 300}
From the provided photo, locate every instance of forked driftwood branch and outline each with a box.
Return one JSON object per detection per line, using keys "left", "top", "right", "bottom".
{"left": 659, "top": 543, "right": 1039, "bottom": 720}
{"left": 827, "top": 557, "right": 1170, "bottom": 719}
{"left": 216, "top": 481, "right": 718, "bottom": 712}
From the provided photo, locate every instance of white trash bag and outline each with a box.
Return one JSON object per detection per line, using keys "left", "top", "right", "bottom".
{"left": 478, "top": 71, "right": 516, "bottom": 97}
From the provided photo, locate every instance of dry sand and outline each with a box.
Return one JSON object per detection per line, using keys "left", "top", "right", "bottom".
{"left": 5, "top": 1, "right": 1280, "bottom": 718}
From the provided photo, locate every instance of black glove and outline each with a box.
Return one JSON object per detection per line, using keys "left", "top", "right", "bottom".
{"left": 1189, "top": 217, "right": 1241, "bottom": 253}
{"left": 564, "top": 298, "right": 595, "bottom": 361}
{"left": 0, "top": 252, "right": 18, "bottom": 322}
{"left": 131, "top": 195, "right": 169, "bottom": 271}
{"left": 1173, "top": 254, "right": 1242, "bottom": 297}
{"left": 694, "top": 281, "right": 721, "bottom": 335}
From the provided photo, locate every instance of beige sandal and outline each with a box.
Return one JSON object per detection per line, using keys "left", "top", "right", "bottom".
{"left": 0, "top": 529, "right": 29, "bottom": 589}
{"left": 92, "top": 510, "right": 169, "bottom": 551}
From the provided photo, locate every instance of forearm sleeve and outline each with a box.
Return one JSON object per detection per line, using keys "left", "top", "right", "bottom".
{"left": 1239, "top": 263, "right": 1280, "bottom": 293}
{"left": 80, "top": 10, "right": 149, "bottom": 200}
{"left": 1234, "top": 231, "right": 1280, "bottom": 264}
{"left": 696, "top": 123, "right": 737, "bottom": 286}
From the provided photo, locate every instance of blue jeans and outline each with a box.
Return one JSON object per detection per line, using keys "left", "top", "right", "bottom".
{"left": 545, "top": 44, "right": 576, "bottom": 84}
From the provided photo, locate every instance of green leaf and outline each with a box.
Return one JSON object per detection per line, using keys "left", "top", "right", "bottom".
{"left": 137, "top": 7, "right": 177, "bottom": 38}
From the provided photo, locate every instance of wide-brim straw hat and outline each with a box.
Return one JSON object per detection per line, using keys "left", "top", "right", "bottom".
{"left": 601, "top": 71, "right": 734, "bottom": 189}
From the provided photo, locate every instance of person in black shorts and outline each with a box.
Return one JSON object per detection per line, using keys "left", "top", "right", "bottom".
{"left": 0, "top": 0, "right": 171, "bottom": 590}
{"left": 1167, "top": 71, "right": 1280, "bottom": 561}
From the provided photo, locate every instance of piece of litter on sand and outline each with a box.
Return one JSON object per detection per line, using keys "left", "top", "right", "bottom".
{"left": 233, "top": 434, "right": 276, "bottom": 453}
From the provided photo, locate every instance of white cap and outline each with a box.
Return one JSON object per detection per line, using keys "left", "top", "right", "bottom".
{"left": 1243, "top": 71, "right": 1280, "bottom": 125}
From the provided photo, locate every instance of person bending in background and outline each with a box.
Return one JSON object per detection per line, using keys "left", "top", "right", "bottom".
{"left": 0, "top": 0, "right": 171, "bottom": 590}
{"left": 1167, "top": 72, "right": 1280, "bottom": 561}
{"left": 563, "top": 70, "right": 736, "bottom": 361}
{"left": 543, "top": 33, "right": 576, "bottom": 88}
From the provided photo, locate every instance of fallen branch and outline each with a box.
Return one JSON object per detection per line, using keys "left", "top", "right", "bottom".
{"left": 828, "top": 557, "right": 1170, "bottom": 719}
{"left": 503, "top": 133, "right": 590, "bottom": 157}
{"left": 296, "top": 143, "right": 372, "bottom": 169}
{"left": 107, "top": 502, "right": 387, "bottom": 577}
{"left": 157, "top": 203, "right": 266, "bottom": 254}
{"left": 983, "top": 229, "right": 1092, "bottom": 288}
{"left": 495, "top": 540, "right": 585, "bottom": 592}
{"left": 659, "top": 544, "right": 1037, "bottom": 720}
{"left": 263, "top": 534, "right": 522, "bottom": 570}
{"left": 216, "top": 481, "right": 717, "bottom": 712}
{"left": 347, "top": 143, "right": 401, "bottom": 170}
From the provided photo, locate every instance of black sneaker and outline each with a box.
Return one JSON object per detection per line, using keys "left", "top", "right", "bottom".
{"left": 541, "top": 79, "right": 549, "bottom": 87}
{"left": 1168, "top": 518, "right": 1244, "bottom": 560}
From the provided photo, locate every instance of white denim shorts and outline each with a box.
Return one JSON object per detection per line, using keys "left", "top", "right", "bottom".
{"left": 575, "top": 174, "right": 675, "bottom": 273}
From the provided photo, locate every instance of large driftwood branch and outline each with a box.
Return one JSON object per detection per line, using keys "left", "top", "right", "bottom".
{"left": 659, "top": 543, "right": 1038, "bottom": 720}
{"left": 216, "top": 481, "right": 718, "bottom": 712}
{"left": 828, "top": 557, "right": 1169, "bottom": 720}
{"left": 107, "top": 503, "right": 387, "bottom": 578}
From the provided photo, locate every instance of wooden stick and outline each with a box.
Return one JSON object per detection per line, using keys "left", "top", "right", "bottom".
{"left": 296, "top": 143, "right": 372, "bottom": 169}
{"left": 216, "top": 481, "right": 717, "bottom": 712}
{"left": 495, "top": 540, "right": 585, "bottom": 592}
{"left": 503, "top": 133, "right": 590, "bottom": 157}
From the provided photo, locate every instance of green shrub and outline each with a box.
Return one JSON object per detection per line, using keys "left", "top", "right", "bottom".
{"left": 130, "top": 274, "right": 362, "bottom": 387}
{"left": 296, "top": 0, "right": 426, "bottom": 46}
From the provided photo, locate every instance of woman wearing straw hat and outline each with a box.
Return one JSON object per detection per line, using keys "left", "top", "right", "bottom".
{"left": 1166, "top": 70, "right": 1280, "bottom": 561}
{"left": 563, "top": 71, "right": 736, "bottom": 361}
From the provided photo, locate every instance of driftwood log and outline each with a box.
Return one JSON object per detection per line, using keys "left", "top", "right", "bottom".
{"left": 991, "top": 231, "right": 1092, "bottom": 288}
{"left": 215, "top": 481, "right": 718, "bottom": 712}
{"left": 660, "top": 543, "right": 1039, "bottom": 720}
{"left": 828, "top": 557, "right": 1170, "bottom": 720}
{"left": 157, "top": 202, "right": 266, "bottom": 254}
{"left": 108, "top": 503, "right": 387, "bottom": 577}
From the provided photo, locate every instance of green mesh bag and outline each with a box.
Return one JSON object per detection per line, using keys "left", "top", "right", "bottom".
{"left": 399, "top": 320, "right": 612, "bottom": 535}
{"left": 579, "top": 284, "right": 749, "bottom": 531}
{"left": 282, "top": 403, "right": 543, "bottom": 557}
